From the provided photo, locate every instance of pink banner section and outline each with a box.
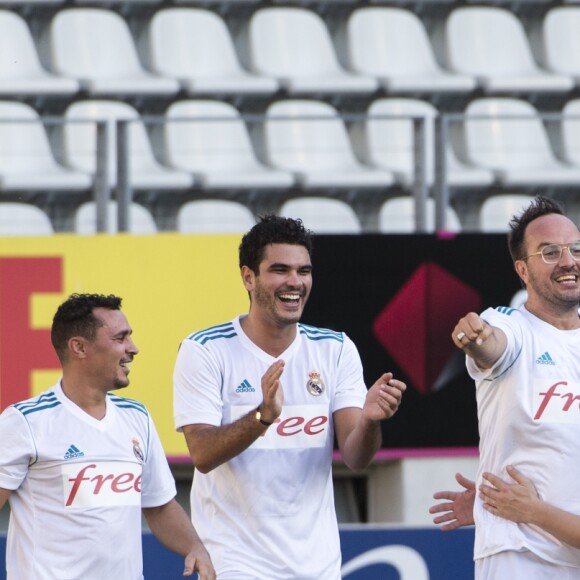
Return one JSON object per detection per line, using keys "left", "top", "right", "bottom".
{"left": 168, "top": 447, "right": 479, "bottom": 464}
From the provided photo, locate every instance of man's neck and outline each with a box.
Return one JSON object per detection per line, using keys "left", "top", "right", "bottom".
{"left": 239, "top": 314, "right": 298, "bottom": 357}
{"left": 524, "top": 302, "right": 580, "bottom": 331}
{"left": 60, "top": 377, "right": 108, "bottom": 420}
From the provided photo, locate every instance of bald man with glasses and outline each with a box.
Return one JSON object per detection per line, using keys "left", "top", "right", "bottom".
{"left": 440, "top": 196, "right": 580, "bottom": 579}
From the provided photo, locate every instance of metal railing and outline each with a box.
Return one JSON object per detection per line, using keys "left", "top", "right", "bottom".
{"left": 3, "top": 108, "right": 576, "bottom": 234}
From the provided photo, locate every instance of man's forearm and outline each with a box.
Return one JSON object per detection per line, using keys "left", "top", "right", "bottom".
{"left": 183, "top": 409, "right": 270, "bottom": 473}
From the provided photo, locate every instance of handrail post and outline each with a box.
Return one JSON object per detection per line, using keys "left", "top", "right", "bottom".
{"left": 116, "top": 120, "right": 131, "bottom": 233}
{"left": 412, "top": 116, "right": 428, "bottom": 233}
{"left": 434, "top": 115, "right": 449, "bottom": 232}
{"left": 94, "top": 120, "right": 110, "bottom": 233}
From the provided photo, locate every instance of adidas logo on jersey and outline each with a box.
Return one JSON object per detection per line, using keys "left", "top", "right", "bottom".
{"left": 235, "top": 379, "right": 255, "bottom": 393}
{"left": 64, "top": 444, "right": 85, "bottom": 460}
{"left": 536, "top": 352, "right": 555, "bottom": 366}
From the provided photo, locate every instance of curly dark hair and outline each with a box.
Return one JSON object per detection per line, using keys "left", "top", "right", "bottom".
{"left": 238, "top": 214, "right": 314, "bottom": 273}
{"left": 508, "top": 196, "right": 565, "bottom": 262}
{"left": 51, "top": 293, "right": 122, "bottom": 362}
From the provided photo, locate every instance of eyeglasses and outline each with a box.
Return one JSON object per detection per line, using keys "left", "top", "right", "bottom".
{"left": 521, "top": 242, "right": 580, "bottom": 264}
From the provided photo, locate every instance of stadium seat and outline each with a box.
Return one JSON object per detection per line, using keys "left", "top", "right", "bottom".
{"left": 59, "top": 100, "right": 193, "bottom": 190}
{"left": 0, "top": 203, "right": 54, "bottom": 235}
{"left": 349, "top": 98, "right": 494, "bottom": 189}
{"left": 336, "top": 7, "right": 476, "bottom": 94}
{"left": 40, "top": 8, "right": 180, "bottom": 97}
{"left": 159, "top": 99, "right": 294, "bottom": 190}
{"left": 539, "top": 7, "right": 580, "bottom": 88}
{"left": 261, "top": 99, "right": 395, "bottom": 189}
{"left": 239, "top": 7, "right": 378, "bottom": 95}
{"left": 172, "top": 0, "right": 260, "bottom": 3}
{"left": 559, "top": 98, "right": 580, "bottom": 166}
{"left": 457, "top": 98, "right": 580, "bottom": 187}
{"left": 141, "top": 8, "right": 278, "bottom": 96}
{"left": 378, "top": 197, "right": 461, "bottom": 233}
{"left": 279, "top": 197, "right": 362, "bottom": 234}
{"left": 436, "top": 6, "right": 574, "bottom": 93}
{"left": 0, "top": 10, "right": 78, "bottom": 96}
{"left": 479, "top": 194, "right": 536, "bottom": 232}
{"left": 0, "top": 101, "right": 92, "bottom": 192}
{"left": 0, "top": 0, "right": 62, "bottom": 5}
{"left": 74, "top": 201, "right": 158, "bottom": 234}
{"left": 176, "top": 200, "right": 256, "bottom": 234}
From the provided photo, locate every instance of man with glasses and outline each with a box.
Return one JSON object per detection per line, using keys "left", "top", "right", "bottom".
{"left": 443, "top": 196, "right": 580, "bottom": 579}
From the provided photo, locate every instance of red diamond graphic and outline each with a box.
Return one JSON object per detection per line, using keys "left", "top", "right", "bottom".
{"left": 373, "top": 262, "right": 481, "bottom": 394}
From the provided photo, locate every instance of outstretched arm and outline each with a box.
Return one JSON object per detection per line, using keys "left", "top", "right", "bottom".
{"left": 481, "top": 465, "right": 580, "bottom": 548}
{"left": 143, "top": 499, "right": 215, "bottom": 579}
{"left": 429, "top": 473, "right": 476, "bottom": 530}
{"left": 452, "top": 312, "right": 507, "bottom": 370}
{"left": 335, "top": 373, "right": 406, "bottom": 471}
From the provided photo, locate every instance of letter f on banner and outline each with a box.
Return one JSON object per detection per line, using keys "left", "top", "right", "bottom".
{"left": 0, "top": 257, "right": 62, "bottom": 410}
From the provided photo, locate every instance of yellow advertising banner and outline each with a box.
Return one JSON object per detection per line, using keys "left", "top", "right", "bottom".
{"left": 0, "top": 233, "right": 247, "bottom": 460}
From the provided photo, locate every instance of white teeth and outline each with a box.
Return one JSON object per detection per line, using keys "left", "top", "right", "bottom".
{"left": 279, "top": 293, "right": 300, "bottom": 301}
{"left": 557, "top": 275, "right": 577, "bottom": 282}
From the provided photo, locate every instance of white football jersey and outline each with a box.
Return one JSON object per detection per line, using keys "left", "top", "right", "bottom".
{"left": 468, "top": 306, "right": 580, "bottom": 567}
{"left": 0, "top": 382, "right": 176, "bottom": 580}
{"left": 174, "top": 315, "right": 367, "bottom": 580}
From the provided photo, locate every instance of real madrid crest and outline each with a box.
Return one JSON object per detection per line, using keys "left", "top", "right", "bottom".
{"left": 306, "top": 371, "right": 325, "bottom": 397}
{"left": 132, "top": 438, "right": 144, "bottom": 462}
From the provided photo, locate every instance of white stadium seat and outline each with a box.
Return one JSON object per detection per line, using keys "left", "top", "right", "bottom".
{"left": 378, "top": 197, "right": 461, "bottom": 233}
{"left": 40, "top": 8, "right": 180, "bottom": 97}
{"left": 176, "top": 200, "right": 256, "bottom": 234}
{"left": 0, "top": 10, "right": 78, "bottom": 96}
{"left": 437, "top": 6, "right": 574, "bottom": 93}
{"left": 349, "top": 98, "right": 494, "bottom": 189}
{"left": 261, "top": 99, "right": 395, "bottom": 189}
{"left": 0, "top": 203, "right": 54, "bottom": 236}
{"left": 60, "top": 100, "right": 193, "bottom": 191}
{"left": 0, "top": 101, "right": 91, "bottom": 192}
{"left": 479, "top": 194, "right": 536, "bottom": 232}
{"left": 240, "top": 7, "right": 378, "bottom": 95}
{"left": 539, "top": 7, "right": 580, "bottom": 86}
{"left": 159, "top": 99, "right": 294, "bottom": 190}
{"left": 74, "top": 201, "right": 158, "bottom": 234}
{"left": 560, "top": 98, "right": 580, "bottom": 167}
{"left": 141, "top": 8, "right": 278, "bottom": 96}
{"left": 457, "top": 98, "right": 580, "bottom": 187}
{"left": 279, "top": 197, "right": 362, "bottom": 234}
{"left": 337, "top": 7, "right": 476, "bottom": 94}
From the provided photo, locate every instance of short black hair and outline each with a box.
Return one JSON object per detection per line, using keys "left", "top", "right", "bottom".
{"left": 51, "top": 293, "right": 122, "bottom": 362}
{"left": 238, "top": 214, "right": 314, "bottom": 273}
{"left": 508, "top": 196, "right": 565, "bottom": 262}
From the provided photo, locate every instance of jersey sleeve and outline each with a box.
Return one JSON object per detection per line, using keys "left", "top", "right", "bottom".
{"left": 466, "top": 306, "right": 524, "bottom": 382}
{"left": 332, "top": 334, "right": 367, "bottom": 413}
{"left": 173, "top": 337, "right": 224, "bottom": 431}
{"left": 140, "top": 413, "right": 177, "bottom": 508}
{"left": 0, "top": 407, "right": 36, "bottom": 491}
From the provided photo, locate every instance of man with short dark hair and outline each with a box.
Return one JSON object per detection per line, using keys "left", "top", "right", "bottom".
{"left": 174, "top": 215, "right": 406, "bottom": 579}
{"left": 0, "top": 293, "right": 215, "bottom": 580}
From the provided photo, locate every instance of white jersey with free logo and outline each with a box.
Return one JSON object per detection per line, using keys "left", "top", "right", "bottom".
{"left": 174, "top": 315, "right": 368, "bottom": 580}
{"left": 467, "top": 306, "right": 580, "bottom": 568}
{"left": 61, "top": 461, "right": 142, "bottom": 507}
{"left": 0, "top": 383, "right": 176, "bottom": 580}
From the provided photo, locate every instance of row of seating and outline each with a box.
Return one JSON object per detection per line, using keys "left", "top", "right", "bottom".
{"left": 0, "top": 0, "right": 572, "bottom": 5}
{"left": 0, "top": 195, "right": 538, "bottom": 235}
{"left": 4, "top": 96, "right": 580, "bottom": 194}
{"left": 4, "top": 5, "right": 580, "bottom": 98}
